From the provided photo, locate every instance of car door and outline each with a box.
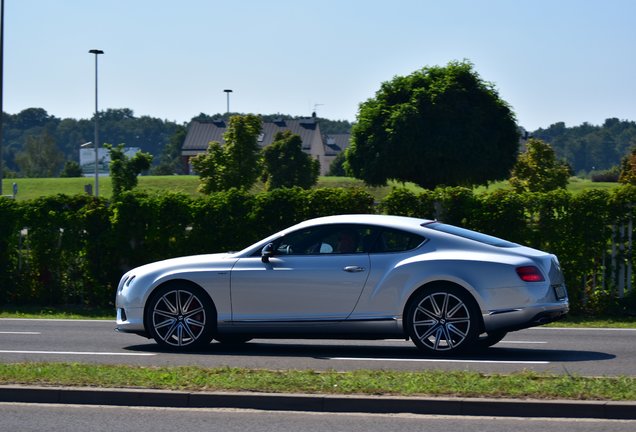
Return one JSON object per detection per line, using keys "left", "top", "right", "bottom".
{"left": 229, "top": 224, "right": 373, "bottom": 322}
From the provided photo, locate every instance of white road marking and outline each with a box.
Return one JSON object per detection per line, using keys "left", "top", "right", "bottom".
{"left": 498, "top": 340, "right": 547, "bottom": 344}
{"left": 0, "top": 350, "right": 155, "bottom": 356}
{"left": 0, "top": 318, "right": 113, "bottom": 323}
{"left": 534, "top": 327, "right": 636, "bottom": 331}
{"left": 329, "top": 357, "right": 549, "bottom": 364}
{"left": 0, "top": 332, "right": 41, "bottom": 335}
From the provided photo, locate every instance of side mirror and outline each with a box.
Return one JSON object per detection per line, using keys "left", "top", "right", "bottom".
{"left": 261, "top": 243, "right": 274, "bottom": 263}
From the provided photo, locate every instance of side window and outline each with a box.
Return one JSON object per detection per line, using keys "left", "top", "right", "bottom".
{"left": 274, "top": 225, "right": 375, "bottom": 255}
{"left": 275, "top": 227, "right": 326, "bottom": 255}
{"left": 372, "top": 228, "right": 426, "bottom": 253}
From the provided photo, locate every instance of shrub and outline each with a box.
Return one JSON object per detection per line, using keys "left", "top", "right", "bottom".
{"left": 591, "top": 168, "right": 620, "bottom": 183}
{"left": 3, "top": 186, "right": 636, "bottom": 314}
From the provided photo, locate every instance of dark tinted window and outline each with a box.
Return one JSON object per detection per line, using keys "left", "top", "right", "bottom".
{"left": 424, "top": 222, "right": 518, "bottom": 248}
{"left": 369, "top": 228, "right": 426, "bottom": 253}
{"left": 274, "top": 225, "right": 375, "bottom": 255}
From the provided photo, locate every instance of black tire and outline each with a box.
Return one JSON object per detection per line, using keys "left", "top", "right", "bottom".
{"left": 406, "top": 285, "right": 480, "bottom": 355}
{"left": 215, "top": 335, "right": 253, "bottom": 345}
{"left": 476, "top": 331, "right": 507, "bottom": 349}
{"left": 145, "top": 284, "right": 215, "bottom": 351}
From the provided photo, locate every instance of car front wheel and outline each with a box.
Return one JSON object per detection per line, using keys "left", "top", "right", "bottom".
{"left": 407, "top": 285, "right": 479, "bottom": 355}
{"left": 146, "top": 285, "right": 215, "bottom": 350}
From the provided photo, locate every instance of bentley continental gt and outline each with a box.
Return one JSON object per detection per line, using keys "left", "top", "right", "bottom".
{"left": 116, "top": 214, "right": 569, "bottom": 355}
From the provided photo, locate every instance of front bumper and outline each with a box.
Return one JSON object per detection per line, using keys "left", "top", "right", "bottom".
{"left": 115, "top": 306, "right": 147, "bottom": 337}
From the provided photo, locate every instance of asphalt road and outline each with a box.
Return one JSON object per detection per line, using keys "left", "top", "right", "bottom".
{"left": 1, "top": 403, "right": 635, "bottom": 432}
{"left": 0, "top": 318, "right": 634, "bottom": 376}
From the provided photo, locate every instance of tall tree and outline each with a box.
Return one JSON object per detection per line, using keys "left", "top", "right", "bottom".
{"left": 190, "top": 141, "right": 226, "bottom": 194}
{"left": 509, "top": 138, "right": 570, "bottom": 192}
{"left": 326, "top": 151, "right": 347, "bottom": 176}
{"left": 619, "top": 146, "right": 636, "bottom": 185}
{"left": 152, "top": 125, "right": 187, "bottom": 175}
{"left": 59, "top": 161, "right": 83, "bottom": 178}
{"left": 261, "top": 130, "right": 319, "bottom": 190}
{"left": 106, "top": 144, "right": 153, "bottom": 197}
{"left": 346, "top": 60, "right": 519, "bottom": 189}
{"left": 15, "top": 132, "right": 64, "bottom": 177}
{"left": 191, "top": 115, "right": 262, "bottom": 193}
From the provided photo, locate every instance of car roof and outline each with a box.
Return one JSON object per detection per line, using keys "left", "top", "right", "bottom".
{"left": 237, "top": 214, "right": 436, "bottom": 257}
{"left": 295, "top": 214, "right": 434, "bottom": 231}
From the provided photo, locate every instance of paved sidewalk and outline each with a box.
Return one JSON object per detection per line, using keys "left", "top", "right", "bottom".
{"left": 1, "top": 385, "right": 635, "bottom": 420}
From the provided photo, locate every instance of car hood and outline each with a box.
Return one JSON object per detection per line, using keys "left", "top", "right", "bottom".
{"left": 128, "top": 252, "right": 237, "bottom": 278}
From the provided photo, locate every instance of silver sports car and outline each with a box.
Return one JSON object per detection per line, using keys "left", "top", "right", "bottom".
{"left": 116, "top": 214, "right": 568, "bottom": 355}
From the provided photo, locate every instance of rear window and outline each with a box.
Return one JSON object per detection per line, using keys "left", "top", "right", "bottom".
{"left": 424, "top": 222, "right": 518, "bottom": 248}
{"left": 373, "top": 228, "right": 427, "bottom": 253}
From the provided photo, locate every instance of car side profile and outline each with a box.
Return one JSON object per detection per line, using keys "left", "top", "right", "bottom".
{"left": 116, "top": 214, "right": 569, "bottom": 355}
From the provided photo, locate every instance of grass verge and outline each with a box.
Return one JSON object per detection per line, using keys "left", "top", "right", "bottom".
{"left": 0, "top": 306, "right": 113, "bottom": 320}
{"left": 546, "top": 315, "right": 636, "bottom": 328}
{"left": 0, "top": 363, "right": 634, "bottom": 401}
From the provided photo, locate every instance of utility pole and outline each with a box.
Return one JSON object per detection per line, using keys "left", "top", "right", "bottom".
{"left": 89, "top": 49, "right": 104, "bottom": 196}
{"left": 0, "top": 0, "right": 5, "bottom": 195}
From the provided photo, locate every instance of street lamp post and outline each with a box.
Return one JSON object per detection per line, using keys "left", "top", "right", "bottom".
{"left": 0, "top": 0, "right": 5, "bottom": 196}
{"left": 89, "top": 49, "right": 104, "bottom": 196}
{"left": 223, "top": 89, "right": 233, "bottom": 115}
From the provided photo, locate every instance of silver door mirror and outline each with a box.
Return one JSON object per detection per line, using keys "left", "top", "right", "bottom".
{"left": 261, "top": 243, "right": 274, "bottom": 263}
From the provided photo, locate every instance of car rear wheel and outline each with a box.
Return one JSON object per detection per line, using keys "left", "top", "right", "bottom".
{"left": 407, "top": 285, "right": 479, "bottom": 355}
{"left": 146, "top": 285, "right": 215, "bottom": 350}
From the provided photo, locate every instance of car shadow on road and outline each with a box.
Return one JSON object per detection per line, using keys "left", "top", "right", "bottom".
{"left": 124, "top": 340, "right": 615, "bottom": 363}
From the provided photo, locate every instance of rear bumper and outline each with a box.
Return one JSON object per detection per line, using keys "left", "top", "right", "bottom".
{"left": 483, "top": 302, "right": 569, "bottom": 333}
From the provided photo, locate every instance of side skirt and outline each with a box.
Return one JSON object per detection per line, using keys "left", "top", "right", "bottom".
{"left": 216, "top": 318, "right": 404, "bottom": 340}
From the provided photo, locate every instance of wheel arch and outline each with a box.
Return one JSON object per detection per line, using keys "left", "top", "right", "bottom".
{"left": 143, "top": 279, "right": 218, "bottom": 336}
{"left": 402, "top": 280, "right": 485, "bottom": 337}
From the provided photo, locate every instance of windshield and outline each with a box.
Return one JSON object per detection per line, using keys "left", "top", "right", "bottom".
{"left": 424, "top": 222, "right": 519, "bottom": 248}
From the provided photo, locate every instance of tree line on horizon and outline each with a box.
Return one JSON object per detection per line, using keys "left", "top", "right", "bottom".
{"left": 0, "top": 108, "right": 353, "bottom": 178}
{"left": 533, "top": 117, "right": 636, "bottom": 176}
{"left": 1, "top": 102, "right": 635, "bottom": 181}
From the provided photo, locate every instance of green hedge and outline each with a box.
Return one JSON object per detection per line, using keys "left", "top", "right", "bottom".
{"left": 382, "top": 186, "right": 636, "bottom": 314}
{"left": 1, "top": 185, "right": 635, "bottom": 315}
{"left": 0, "top": 188, "right": 375, "bottom": 308}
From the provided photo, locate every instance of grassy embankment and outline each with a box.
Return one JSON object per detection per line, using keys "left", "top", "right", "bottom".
{"left": 2, "top": 175, "right": 619, "bottom": 202}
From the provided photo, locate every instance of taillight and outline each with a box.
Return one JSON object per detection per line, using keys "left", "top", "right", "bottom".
{"left": 516, "top": 266, "right": 545, "bottom": 282}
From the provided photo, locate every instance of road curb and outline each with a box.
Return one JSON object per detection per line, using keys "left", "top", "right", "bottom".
{"left": 1, "top": 385, "right": 635, "bottom": 419}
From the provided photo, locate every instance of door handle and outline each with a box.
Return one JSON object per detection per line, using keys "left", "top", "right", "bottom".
{"left": 343, "top": 266, "right": 366, "bottom": 273}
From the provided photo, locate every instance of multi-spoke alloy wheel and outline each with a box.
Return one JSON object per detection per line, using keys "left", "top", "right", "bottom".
{"left": 407, "top": 286, "right": 478, "bottom": 355}
{"left": 147, "top": 286, "right": 214, "bottom": 350}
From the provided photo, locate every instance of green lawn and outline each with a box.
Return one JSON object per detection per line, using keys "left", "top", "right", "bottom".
{"left": 1, "top": 176, "right": 619, "bottom": 202}
{"left": 474, "top": 176, "right": 619, "bottom": 194}
{"left": 3, "top": 176, "right": 204, "bottom": 201}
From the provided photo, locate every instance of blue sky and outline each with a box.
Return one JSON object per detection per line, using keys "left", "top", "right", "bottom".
{"left": 4, "top": 0, "right": 635, "bottom": 130}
